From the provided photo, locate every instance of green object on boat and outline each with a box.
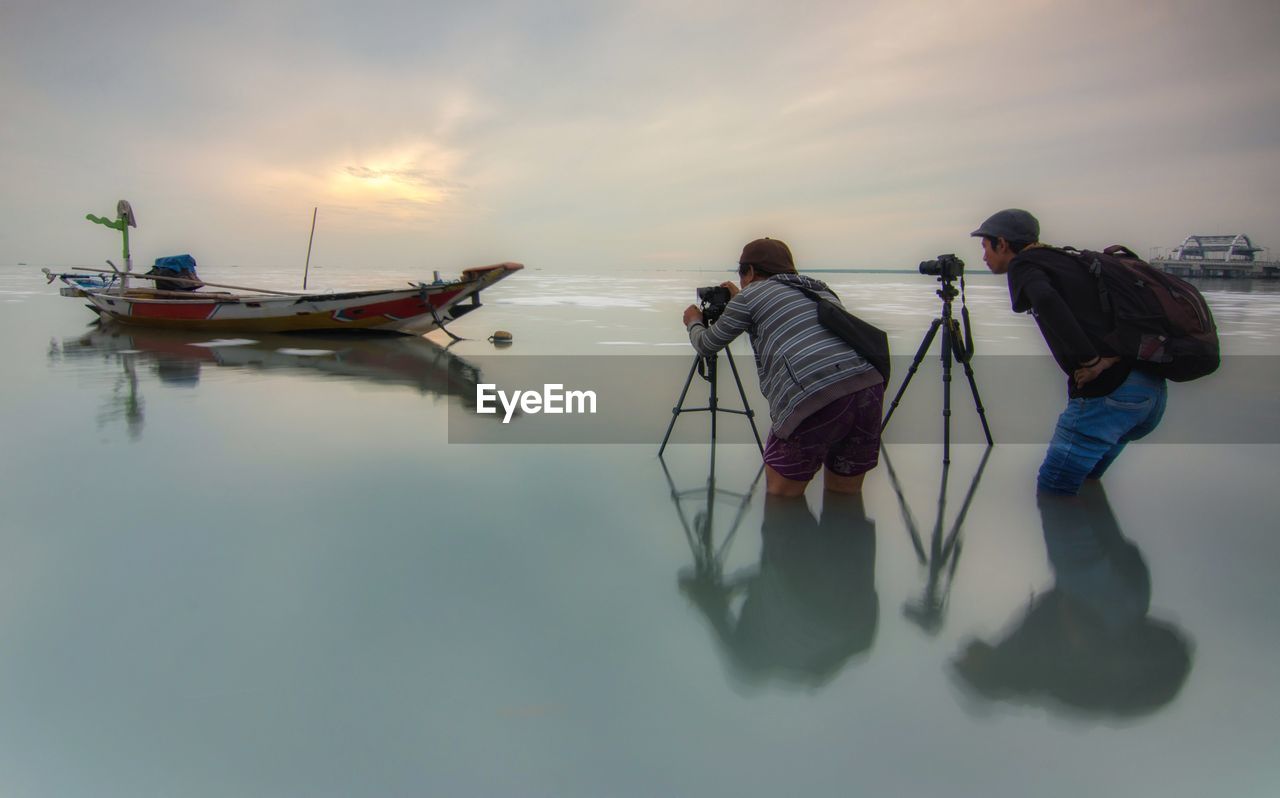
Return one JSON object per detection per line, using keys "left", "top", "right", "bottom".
{"left": 85, "top": 200, "right": 137, "bottom": 261}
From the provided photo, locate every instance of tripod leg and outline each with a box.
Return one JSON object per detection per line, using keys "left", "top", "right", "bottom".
{"left": 724, "top": 348, "right": 764, "bottom": 453}
{"left": 659, "top": 356, "right": 703, "bottom": 458}
{"left": 882, "top": 445, "right": 927, "bottom": 564}
{"left": 882, "top": 317, "right": 943, "bottom": 433}
{"left": 940, "top": 319, "right": 954, "bottom": 465}
{"left": 939, "top": 445, "right": 992, "bottom": 563}
{"left": 950, "top": 331, "right": 994, "bottom": 446}
{"left": 707, "top": 355, "right": 719, "bottom": 445}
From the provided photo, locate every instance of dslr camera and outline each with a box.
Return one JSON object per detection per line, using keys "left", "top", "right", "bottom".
{"left": 919, "top": 253, "right": 964, "bottom": 281}
{"left": 696, "top": 285, "right": 731, "bottom": 324}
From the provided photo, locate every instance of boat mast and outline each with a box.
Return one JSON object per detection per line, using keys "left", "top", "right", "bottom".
{"left": 303, "top": 206, "right": 318, "bottom": 290}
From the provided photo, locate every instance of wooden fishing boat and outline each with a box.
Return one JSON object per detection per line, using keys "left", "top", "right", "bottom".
{"left": 47, "top": 262, "right": 522, "bottom": 334}
{"left": 44, "top": 199, "right": 522, "bottom": 335}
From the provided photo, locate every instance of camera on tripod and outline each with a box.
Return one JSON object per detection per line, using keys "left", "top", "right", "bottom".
{"left": 697, "top": 285, "right": 731, "bottom": 323}
{"left": 919, "top": 254, "right": 965, "bottom": 281}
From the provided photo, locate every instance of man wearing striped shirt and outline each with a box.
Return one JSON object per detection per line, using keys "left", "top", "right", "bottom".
{"left": 683, "top": 238, "right": 885, "bottom": 497}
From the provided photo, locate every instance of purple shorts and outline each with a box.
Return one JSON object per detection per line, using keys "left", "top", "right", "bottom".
{"left": 763, "top": 383, "right": 885, "bottom": 481}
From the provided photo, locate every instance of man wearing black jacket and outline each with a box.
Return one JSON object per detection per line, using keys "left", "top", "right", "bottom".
{"left": 972, "top": 209, "right": 1167, "bottom": 495}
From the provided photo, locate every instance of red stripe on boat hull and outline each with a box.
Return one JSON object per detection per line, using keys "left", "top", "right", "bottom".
{"left": 333, "top": 289, "right": 462, "bottom": 322}
{"left": 129, "top": 302, "right": 220, "bottom": 320}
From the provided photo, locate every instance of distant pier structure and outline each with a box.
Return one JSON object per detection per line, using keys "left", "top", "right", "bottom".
{"left": 1151, "top": 234, "right": 1279, "bottom": 278}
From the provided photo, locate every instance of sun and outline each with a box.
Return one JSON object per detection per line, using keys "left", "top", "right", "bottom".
{"left": 328, "top": 147, "right": 459, "bottom": 210}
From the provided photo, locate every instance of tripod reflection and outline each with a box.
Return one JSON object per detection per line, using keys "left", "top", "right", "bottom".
{"left": 952, "top": 483, "right": 1194, "bottom": 719}
{"left": 883, "top": 445, "right": 992, "bottom": 635}
{"left": 664, "top": 457, "right": 878, "bottom": 690}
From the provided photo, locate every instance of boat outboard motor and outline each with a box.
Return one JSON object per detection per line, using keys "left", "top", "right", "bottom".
{"left": 146, "top": 254, "right": 202, "bottom": 291}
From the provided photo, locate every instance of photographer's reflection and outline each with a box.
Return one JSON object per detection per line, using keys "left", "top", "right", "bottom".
{"left": 953, "top": 483, "right": 1193, "bottom": 718}
{"left": 681, "top": 494, "right": 878, "bottom": 691}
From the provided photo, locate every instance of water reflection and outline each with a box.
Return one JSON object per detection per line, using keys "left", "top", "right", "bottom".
{"left": 953, "top": 483, "right": 1195, "bottom": 718}
{"left": 666, "top": 460, "right": 878, "bottom": 691}
{"left": 48, "top": 323, "right": 486, "bottom": 437}
{"left": 1186, "top": 276, "right": 1280, "bottom": 294}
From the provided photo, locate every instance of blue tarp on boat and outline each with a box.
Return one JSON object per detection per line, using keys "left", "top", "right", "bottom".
{"left": 152, "top": 254, "right": 198, "bottom": 276}
{"left": 147, "top": 254, "right": 201, "bottom": 291}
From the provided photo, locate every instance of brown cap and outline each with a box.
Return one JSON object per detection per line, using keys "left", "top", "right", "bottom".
{"left": 739, "top": 238, "right": 795, "bottom": 275}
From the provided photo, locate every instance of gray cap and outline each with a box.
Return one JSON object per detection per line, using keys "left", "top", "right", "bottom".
{"left": 970, "top": 209, "right": 1040, "bottom": 242}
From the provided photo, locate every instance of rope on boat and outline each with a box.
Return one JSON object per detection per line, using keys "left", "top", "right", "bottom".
{"left": 421, "top": 284, "right": 465, "bottom": 342}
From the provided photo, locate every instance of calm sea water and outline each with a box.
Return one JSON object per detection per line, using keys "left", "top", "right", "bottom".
{"left": 2, "top": 263, "right": 1279, "bottom": 797}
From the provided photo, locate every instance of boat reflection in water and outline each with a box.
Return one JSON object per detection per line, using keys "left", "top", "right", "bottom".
{"left": 49, "top": 323, "right": 488, "bottom": 438}
{"left": 668, "top": 460, "right": 878, "bottom": 691}
{"left": 952, "top": 484, "right": 1194, "bottom": 719}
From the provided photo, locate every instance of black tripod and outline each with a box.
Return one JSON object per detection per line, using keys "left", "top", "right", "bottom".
{"left": 659, "top": 347, "right": 763, "bottom": 457}
{"left": 881, "top": 276, "right": 993, "bottom": 464}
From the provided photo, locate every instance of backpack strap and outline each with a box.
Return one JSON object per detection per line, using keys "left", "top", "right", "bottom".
{"left": 1025, "top": 243, "right": 1116, "bottom": 320}
{"left": 1103, "top": 244, "right": 1141, "bottom": 260}
{"left": 772, "top": 276, "right": 838, "bottom": 305}
{"left": 1087, "top": 254, "right": 1112, "bottom": 317}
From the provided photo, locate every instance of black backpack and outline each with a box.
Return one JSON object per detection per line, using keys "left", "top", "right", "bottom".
{"left": 785, "top": 282, "right": 891, "bottom": 383}
{"left": 1059, "top": 245, "right": 1219, "bottom": 382}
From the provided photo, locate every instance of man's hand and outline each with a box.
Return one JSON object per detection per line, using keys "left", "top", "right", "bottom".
{"left": 721, "top": 280, "right": 741, "bottom": 298}
{"left": 1073, "top": 355, "right": 1121, "bottom": 388}
{"left": 683, "top": 305, "right": 704, "bottom": 327}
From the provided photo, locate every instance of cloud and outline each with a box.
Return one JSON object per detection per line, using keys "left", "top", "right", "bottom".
{"left": 3, "top": 0, "right": 1279, "bottom": 270}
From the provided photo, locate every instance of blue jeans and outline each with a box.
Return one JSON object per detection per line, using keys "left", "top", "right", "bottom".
{"left": 1037, "top": 370, "right": 1168, "bottom": 495}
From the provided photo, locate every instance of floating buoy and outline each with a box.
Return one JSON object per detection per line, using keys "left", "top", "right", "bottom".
{"left": 488, "top": 330, "right": 514, "bottom": 346}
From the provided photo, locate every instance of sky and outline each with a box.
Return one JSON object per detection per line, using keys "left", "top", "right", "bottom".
{"left": 2, "top": 0, "right": 1278, "bottom": 273}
